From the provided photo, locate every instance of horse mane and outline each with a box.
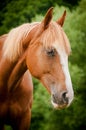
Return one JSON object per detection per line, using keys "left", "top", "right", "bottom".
{"left": 3, "top": 21, "right": 71, "bottom": 62}
{"left": 3, "top": 22, "right": 39, "bottom": 61}
{"left": 40, "top": 22, "right": 71, "bottom": 55}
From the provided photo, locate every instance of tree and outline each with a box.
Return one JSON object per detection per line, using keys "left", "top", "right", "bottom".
{"left": 0, "top": 0, "right": 81, "bottom": 34}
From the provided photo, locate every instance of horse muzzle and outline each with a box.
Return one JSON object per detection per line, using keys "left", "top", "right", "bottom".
{"left": 51, "top": 91, "right": 72, "bottom": 109}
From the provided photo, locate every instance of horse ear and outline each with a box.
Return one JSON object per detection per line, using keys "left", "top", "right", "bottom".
{"left": 42, "top": 7, "right": 53, "bottom": 29}
{"left": 57, "top": 10, "right": 66, "bottom": 27}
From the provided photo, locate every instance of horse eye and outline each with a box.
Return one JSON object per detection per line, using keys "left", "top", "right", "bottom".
{"left": 47, "top": 49, "right": 56, "bottom": 57}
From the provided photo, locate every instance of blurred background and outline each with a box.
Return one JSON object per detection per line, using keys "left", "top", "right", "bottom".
{"left": 0, "top": 0, "right": 86, "bottom": 130}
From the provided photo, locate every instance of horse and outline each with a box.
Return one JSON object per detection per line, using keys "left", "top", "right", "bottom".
{"left": 0, "top": 7, "right": 74, "bottom": 130}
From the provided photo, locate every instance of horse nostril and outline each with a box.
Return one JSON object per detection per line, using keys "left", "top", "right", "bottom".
{"left": 62, "top": 91, "right": 68, "bottom": 104}
{"left": 52, "top": 91, "right": 69, "bottom": 105}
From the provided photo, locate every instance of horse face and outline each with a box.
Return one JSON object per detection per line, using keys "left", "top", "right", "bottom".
{"left": 26, "top": 39, "right": 74, "bottom": 109}
{"left": 26, "top": 8, "right": 74, "bottom": 109}
{"left": 40, "top": 45, "right": 74, "bottom": 109}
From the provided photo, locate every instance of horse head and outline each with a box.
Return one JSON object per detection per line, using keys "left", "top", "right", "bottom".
{"left": 26, "top": 7, "right": 74, "bottom": 109}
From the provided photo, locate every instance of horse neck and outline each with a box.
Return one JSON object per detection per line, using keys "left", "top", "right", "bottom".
{"left": 0, "top": 35, "right": 13, "bottom": 84}
{"left": 0, "top": 23, "right": 40, "bottom": 91}
{"left": 0, "top": 53, "right": 27, "bottom": 92}
{"left": 0, "top": 35, "right": 27, "bottom": 92}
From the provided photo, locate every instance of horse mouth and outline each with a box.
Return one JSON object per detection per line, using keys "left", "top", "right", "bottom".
{"left": 51, "top": 100, "right": 68, "bottom": 109}
{"left": 51, "top": 98, "right": 68, "bottom": 109}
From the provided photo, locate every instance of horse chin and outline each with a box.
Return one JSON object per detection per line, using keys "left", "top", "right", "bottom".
{"left": 51, "top": 100, "right": 68, "bottom": 110}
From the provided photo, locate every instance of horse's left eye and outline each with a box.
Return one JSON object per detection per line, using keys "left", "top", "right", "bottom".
{"left": 47, "top": 49, "right": 56, "bottom": 57}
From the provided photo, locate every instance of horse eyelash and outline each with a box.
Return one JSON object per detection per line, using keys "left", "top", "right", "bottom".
{"left": 47, "top": 48, "right": 56, "bottom": 57}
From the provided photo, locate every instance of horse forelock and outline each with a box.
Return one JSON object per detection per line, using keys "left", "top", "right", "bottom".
{"left": 3, "top": 22, "right": 39, "bottom": 61}
{"left": 40, "top": 22, "right": 71, "bottom": 55}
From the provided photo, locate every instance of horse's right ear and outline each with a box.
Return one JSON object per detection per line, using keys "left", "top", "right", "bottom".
{"left": 42, "top": 7, "right": 53, "bottom": 29}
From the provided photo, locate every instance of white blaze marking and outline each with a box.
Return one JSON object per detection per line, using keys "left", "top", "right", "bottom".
{"left": 60, "top": 54, "right": 74, "bottom": 104}
{"left": 53, "top": 43, "right": 74, "bottom": 105}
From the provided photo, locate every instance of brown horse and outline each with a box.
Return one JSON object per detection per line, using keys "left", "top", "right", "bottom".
{"left": 0, "top": 7, "right": 74, "bottom": 130}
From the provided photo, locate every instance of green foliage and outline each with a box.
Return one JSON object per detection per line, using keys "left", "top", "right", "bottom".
{"left": 0, "top": 0, "right": 81, "bottom": 34}
{"left": 5, "top": 125, "right": 12, "bottom": 130}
